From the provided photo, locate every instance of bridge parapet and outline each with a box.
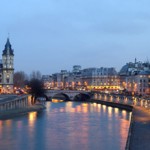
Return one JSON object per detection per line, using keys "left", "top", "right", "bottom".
{"left": 45, "top": 90, "right": 90, "bottom": 100}
{"left": 92, "top": 92, "right": 150, "bottom": 108}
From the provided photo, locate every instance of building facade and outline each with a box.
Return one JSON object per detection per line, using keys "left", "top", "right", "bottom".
{"left": 42, "top": 66, "right": 119, "bottom": 92}
{"left": 119, "top": 59, "right": 150, "bottom": 96}
{"left": 0, "top": 38, "right": 14, "bottom": 93}
{"left": 42, "top": 59, "right": 150, "bottom": 96}
{"left": 82, "top": 67, "right": 119, "bottom": 91}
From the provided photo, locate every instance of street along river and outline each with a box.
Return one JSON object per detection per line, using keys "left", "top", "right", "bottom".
{"left": 0, "top": 101, "right": 131, "bottom": 150}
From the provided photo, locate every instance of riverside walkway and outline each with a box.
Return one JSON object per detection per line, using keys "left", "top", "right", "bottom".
{"left": 92, "top": 92, "right": 150, "bottom": 150}
{"left": 126, "top": 106, "right": 150, "bottom": 150}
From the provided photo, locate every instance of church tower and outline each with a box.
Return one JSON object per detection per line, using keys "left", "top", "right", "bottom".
{"left": 2, "top": 38, "right": 14, "bottom": 93}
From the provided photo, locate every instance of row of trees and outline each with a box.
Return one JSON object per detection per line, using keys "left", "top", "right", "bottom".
{"left": 14, "top": 71, "right": 42, "bottom": 88}
{"left": 14, "top": 71, "right": 45, "bottom": 103}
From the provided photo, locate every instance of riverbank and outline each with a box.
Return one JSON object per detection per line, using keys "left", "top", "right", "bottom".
{"left": 0, "top": 104, "right": 46, "bottom": 120}
{"left": 89, "top": 99, "right": 133, "bottom": 111}
{"left": 88, "top": 99, "right": 150, "bottom": 150}
{"left": 126, "top": 106, "right": 150, "bottom": 150}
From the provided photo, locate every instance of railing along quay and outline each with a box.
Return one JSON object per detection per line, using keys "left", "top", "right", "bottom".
{"left": 0, "top": 95, "right": 28, "bottom": 111}
{"left": 93, "top": 93, "right": 150, "bottom": 108}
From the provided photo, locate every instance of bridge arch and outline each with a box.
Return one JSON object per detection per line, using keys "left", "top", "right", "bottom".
{"left": 52, "top": 93, "right": 70, "bottom": 101}
{"left": 73, "top": 93, "right": 91, "bottom": 101}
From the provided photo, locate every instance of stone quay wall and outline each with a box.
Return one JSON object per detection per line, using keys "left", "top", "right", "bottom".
{"left": 0, "top": 95, "right": 28, "bottom": 112}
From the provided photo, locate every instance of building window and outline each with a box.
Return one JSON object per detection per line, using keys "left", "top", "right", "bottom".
{"left": 6, "top": 78, "right": 9, "bottom": 83}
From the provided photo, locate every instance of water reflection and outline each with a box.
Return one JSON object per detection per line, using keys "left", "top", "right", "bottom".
{"left": 52, "top": 99, "right": 64, "bottom": 103}
{"left": 122, "top": 110, "right": 127, "bottom": 119}
{"left": 115, "top": 108, "right": 119, "bottom": 117}
{"left": 0, "top": 101, "right": 131, "bottom": 150}
{"left": 28, "top": 112, "right": 37, "bottom": 127}
{"left": 102, "top": 105, "right": 106, "bottom": 113}
{"left": 5, "top": 120, "right": 12, "bottom": 127}
{"left": 108, "top": 106, "right": 113, "bottom": 118}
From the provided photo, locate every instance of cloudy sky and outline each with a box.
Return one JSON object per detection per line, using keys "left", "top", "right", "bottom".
{"left": 0, "top": 0, "right": 150, "bottom": 74}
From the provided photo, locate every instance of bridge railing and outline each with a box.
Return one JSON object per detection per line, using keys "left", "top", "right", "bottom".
{"left": 92, "top": 93, "right": 150, "bottom": 108}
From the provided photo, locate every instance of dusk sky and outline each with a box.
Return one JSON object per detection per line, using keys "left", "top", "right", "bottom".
{"left": 0, "top": 0, "right": 150, "bottom": 75}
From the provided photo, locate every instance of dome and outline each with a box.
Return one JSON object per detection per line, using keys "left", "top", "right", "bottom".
{"left": 119, "top": 64, "right": 129, "bottom": 75}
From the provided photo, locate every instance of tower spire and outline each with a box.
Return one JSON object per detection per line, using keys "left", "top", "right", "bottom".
{"left": 135, "top": 58, "right": 137, "bottom": 64}
{"left": 8, "top": 32, "right": 10, "bottom": 39}
{"left": 2, "top": 37, "right": 14, "bottom": 56}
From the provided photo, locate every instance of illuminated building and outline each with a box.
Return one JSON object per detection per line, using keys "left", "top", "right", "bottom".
{"left": 0, "top": 38, "right": 14, "bottom": 93}
{"left": 125, "top": 72, "right": 150, "bottom": 96}
{"left": 42, "top": 59, "right": 150, "bottom": 96}
{"left": 42, "top": 75, "right": 53, "bottom": 89}
{"left": 82, "top": 67, "right": 119, "bottom": 91}
{"left": 119, "top": 59, "right": 150, "bottom": 95}
{"left": 42, "top": 66, "right": 82, "bottom": 90}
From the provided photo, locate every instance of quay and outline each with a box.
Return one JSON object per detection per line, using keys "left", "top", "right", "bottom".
{"left": 89, "top": 98, "right": 150, "bottom": 150}
{"left": 0, "top": 95, "right": 28, "bottom": 111}
{"left": 90, "top": 92, "right": 150, "bottom": 150}
{"left": 126, "top": 106, "right": 150, "bottom": 150}
{"left": 0, "top": 95, "right": 45, "bottom": 119}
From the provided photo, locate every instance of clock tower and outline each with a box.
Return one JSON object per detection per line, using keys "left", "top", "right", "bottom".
{"left": 2, "top": 38, "right": 14, "bottom": 93}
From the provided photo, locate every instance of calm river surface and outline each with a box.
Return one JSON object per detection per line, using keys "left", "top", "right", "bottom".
{"left": 0, "top": 101, "right": 131, "bottom": 150}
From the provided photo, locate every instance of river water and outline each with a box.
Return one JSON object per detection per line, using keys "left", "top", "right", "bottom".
{"left": 0, "top": 101, "right": 131, "bottom": 150}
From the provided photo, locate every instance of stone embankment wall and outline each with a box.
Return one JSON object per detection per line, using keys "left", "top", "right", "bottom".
{"left": 0, "top": 95, "right": 28, "bottom": 111}
{"left": 90, "top": 99, "right": 133, "bottom": 111}
{"left": 0, "top": 95, "right": 45, "bottom": 120}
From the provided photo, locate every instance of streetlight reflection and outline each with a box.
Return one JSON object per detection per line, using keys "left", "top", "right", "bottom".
{"left": 28, "top": 112, "right": 37, "bottom": 127}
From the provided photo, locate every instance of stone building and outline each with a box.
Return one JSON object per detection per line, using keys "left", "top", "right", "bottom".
{"left": 0, "top": 38, "right": 14, "bottom": 93}
{"left": 119, "top": 59, "right": 150, "bottom": 96}
{"left": 42, "top": 59, "right": 150, "bottom": 96}
{"left": 82, "top": 67, "right": 119, "bottom": 91}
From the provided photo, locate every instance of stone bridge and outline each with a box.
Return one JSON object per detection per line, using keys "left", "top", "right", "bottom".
{"left": 45, "top": 90, "right": 150, "bottom": 108}
{"left": 45, "top": 90, "right": 92, "bottom": 101}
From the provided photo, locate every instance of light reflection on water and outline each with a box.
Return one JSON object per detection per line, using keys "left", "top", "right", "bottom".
{"left": 0, "top": 102, "right": 131, "bottom": 150}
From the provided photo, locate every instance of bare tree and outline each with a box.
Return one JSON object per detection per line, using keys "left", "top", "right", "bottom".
{"left": 14, "top": 71, "right": 28, "bottom": 88}
{"left": 30, "top": 71, "right": 42, "bottom": 80}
